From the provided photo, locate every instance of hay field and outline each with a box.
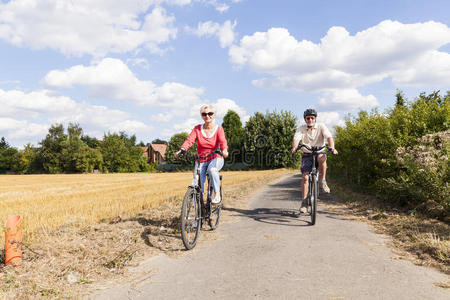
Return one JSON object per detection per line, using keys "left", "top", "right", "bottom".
{"left": 0, "top": 169, "right": 287, "bottom": 242}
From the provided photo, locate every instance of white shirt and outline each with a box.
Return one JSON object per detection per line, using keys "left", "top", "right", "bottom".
{"left": 294, "top": 122, "right": 332, "bottom": 153}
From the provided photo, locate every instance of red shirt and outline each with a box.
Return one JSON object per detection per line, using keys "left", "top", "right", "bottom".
{"left": 181, "top": 124, "right": 228, "bottom": 162}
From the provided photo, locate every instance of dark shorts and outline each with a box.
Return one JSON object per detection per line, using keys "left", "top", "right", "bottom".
{"left": 301, "top": 152, "right": 326, "bottom": 174}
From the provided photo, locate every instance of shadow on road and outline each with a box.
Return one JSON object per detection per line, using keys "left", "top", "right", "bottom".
{"left": 223, "top": 174, "right": 348, "bottom": 226}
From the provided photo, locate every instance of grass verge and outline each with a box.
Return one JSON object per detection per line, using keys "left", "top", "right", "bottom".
{"left": 0, "top": 169, "right": 290, "bottom": 299}
{"left": 325, "top": 180, "right": 450, "bottom": 277}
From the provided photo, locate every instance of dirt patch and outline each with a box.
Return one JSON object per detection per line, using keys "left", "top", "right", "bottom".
{"left": 323, "top": 180, "right": 450, "bottom": 276}
{"left": 0, "top": 170, "right": 291, "bottom": 299}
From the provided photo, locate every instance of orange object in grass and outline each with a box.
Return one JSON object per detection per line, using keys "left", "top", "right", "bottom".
{"left": 5, "top": 215, "right": 22, "bottom": 266}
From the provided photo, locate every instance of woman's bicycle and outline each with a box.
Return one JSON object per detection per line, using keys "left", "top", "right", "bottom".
{"left": 296, "top": 144, "right": 332, "bottom": 225}
{"left": 180, "top": 149, "right": 223, "bottom": 250}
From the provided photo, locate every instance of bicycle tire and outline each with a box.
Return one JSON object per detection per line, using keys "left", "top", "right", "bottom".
{"left": 209, "top": 182, "right": 222, "bottom": 230}
{"left": 310, "top": 175, "right": 317, "bottom": 225}
{"left": 181, "top": 187, "right": 201, "bottom": 250}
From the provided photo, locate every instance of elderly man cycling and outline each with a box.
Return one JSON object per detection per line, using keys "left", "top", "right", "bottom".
{"left": 291, "top": 108, "right": 338, "bottom": 212}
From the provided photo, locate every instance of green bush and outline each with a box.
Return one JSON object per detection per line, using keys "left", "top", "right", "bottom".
{"left": 329, "top": 91, "right": 449, "bottom": 218}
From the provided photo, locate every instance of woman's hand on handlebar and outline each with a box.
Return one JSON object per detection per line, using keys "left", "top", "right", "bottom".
{"left": 174, "top": 148, "right": 186, "bottom": 158}
{"left": 330, "top": 147, "right": 338, "bottom": 155}
{"left": 222, "top": 149, "right": 229, "bottom": 158}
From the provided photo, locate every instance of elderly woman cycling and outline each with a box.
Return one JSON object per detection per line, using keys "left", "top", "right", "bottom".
{"left": 175, "top": 104, "right": 229, "bottom": 205}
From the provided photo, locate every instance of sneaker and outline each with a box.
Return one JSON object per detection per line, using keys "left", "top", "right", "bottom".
{"left": 320, "top": 180, "right": 330, "bottom": 193}
{"left": 300, "top": 199, "right": 308, "bottom": 213}
{"left": 211, "top": 194, "right": 221, "bottom": 205}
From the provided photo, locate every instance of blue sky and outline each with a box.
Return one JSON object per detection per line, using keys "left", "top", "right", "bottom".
{"left": 1, "top": 0, "right": 449, "bottom": 147}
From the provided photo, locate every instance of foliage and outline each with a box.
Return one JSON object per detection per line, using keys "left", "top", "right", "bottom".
{"left": 244, "top": 110, "right": 299, "bottom": 169}
{"left": 329, "top": 90, "right": 449, "bottom": 218}
{"left": 0, "top": 137, "right": 18, "bottom": 173}
{"left": 100, "top": 132, "right": 146, "bottom": 173}
{"left": 151, "top": 138, "right": 168, "bottom": 145}
{"left": 166, "top": 132, "right": 197, "bottom": 167}
{"left": 222, "top": 110, "right": 245, "bottom": 163}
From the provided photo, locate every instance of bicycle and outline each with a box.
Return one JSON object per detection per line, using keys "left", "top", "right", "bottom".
{"left": 180, "top": 149, "right": 224, "bottom": 250}
{"left": 296, "top": 144, "right": 332, "bottom": 225}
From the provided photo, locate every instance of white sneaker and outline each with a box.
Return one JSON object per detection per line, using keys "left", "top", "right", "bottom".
{"left": 300, "top": 199, "right": 308, "bottom": 213}
{"left": 211, "top": 194, "right": 221, "bottom": 205}
{"left": 320, "top": 180, "right": 330, "bottom": 193}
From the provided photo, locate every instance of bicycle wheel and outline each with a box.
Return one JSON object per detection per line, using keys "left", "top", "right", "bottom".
{"left": 310, "top": 175, "right": 317, "bottom": 225}
{"left": 209, "top": 182, "right": 222, "bottom": 230}
{"left": 181, "top": 187, "right": 201, "bottom": 250}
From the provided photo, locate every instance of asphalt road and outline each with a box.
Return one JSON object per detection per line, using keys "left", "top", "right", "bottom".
{"left": 90, "top": 174, "right": 449, "bottom": 299}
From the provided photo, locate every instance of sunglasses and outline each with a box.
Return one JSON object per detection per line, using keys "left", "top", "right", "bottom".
{"left": 201, "top": 112, "right": 214, "bottom": 117}
{"left": 305, "top": 116, "right": 316, "bottom": 120}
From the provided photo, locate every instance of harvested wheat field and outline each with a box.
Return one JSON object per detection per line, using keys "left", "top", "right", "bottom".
{"left": 0, "top": 169, "right": 291, "bottom": 298}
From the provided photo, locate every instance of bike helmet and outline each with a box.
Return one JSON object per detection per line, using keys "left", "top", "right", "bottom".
{"left": 303, "top": 108, "right": 317, "bottom": 119}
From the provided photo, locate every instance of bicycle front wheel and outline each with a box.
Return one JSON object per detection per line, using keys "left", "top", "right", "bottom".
{"left": 310, "top": 176, "right": 318, "bottom": 225}
{"left": 181, "top": 187, "right": 201, "bottom": 250}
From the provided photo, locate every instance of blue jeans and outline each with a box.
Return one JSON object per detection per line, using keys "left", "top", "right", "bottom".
{"left": 199, "top": 157, "right": 224, "bottom": 193}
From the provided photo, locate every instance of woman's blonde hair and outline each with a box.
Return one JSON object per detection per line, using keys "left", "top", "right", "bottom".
{"left": 200, "top": 104, "right": 216, "bottom": 114}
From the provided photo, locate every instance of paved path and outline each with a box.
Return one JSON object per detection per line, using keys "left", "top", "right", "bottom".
{"left": 90, "top": 175, "right": 449, "bottom": 299}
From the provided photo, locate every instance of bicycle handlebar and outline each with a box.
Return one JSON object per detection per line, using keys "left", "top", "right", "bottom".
{"left": 296, "top": 144, "right": 333, "bottom": 153}
{"left": 178, "top": 148, "right": 223, "bottom": 160}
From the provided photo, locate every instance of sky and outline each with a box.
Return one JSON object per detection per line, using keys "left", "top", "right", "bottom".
{"left": 0, "top": 0, "right": 449, "bottom": 147}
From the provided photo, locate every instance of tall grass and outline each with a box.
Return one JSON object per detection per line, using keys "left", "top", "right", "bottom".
{"left": 0, "top": 170, "right": 286, "bottom": 243}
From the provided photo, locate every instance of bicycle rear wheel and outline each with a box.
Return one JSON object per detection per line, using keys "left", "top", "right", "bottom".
{"left": 310, "top": 176, "right": 318, "bottom": 225}
{"left": 208, "top": 180, "right": 222, "bottom": 230}
{"left": 181, "top": 187, "right": 201, "bottom": 249}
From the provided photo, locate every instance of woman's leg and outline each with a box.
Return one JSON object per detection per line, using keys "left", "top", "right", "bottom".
{"left": 199, "top": 161, "right": 211, "bottom": 192}
{"left": 207, "top": 157, "right": 224, "bottom": 195}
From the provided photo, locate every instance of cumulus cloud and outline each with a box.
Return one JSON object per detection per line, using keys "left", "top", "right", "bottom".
{"left": 160, "top": 98, "right": 249, "bottom": 137}
{"left": 230, "top": 20, "right": 450, "bottom": 111}
{"left": 186, "top": 20, "right": 237, "bottom": 48}
{"left": 44, "top": 58, "right": 204, "bottom": 108}
{"left": 0, "top": 1, "right": 177, "bottom": 56}
{"left": 0, "top": 88, "right": 152, "bottom": 146}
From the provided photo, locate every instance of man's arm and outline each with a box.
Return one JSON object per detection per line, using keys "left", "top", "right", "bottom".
{"left": 291, "top": 130, "right": 302, "bottom": 153}
{"left": 327, "top": 137, "right": 338, "bottom": 155}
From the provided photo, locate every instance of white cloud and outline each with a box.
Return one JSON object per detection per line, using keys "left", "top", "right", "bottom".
{"left": 318, "top": 89, "right": 378, "bottom": 111}
{"left": 126, "top": 58, "right": 151, "bottom": 70}
{"left": 230, "top": 20, "right": 450, "bottom": 111}
{"left": 0, "top": 1, "right": 177, "bottom": 56}
{"left": 186, "top": 20, "right": 237, "bottom": 48}
{"left": 0, "top": 88, "right": 152, "bottom": 146}
{"left": 44, "top": 58, "right": 204, "bottom": 108}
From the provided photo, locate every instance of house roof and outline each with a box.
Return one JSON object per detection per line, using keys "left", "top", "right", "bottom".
{"left": 150, "top": 144, "right": 167, "bottom": 160}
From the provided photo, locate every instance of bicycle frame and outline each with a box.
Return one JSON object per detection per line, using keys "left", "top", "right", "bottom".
{"left": 296, "top": 144, "right": 330, "bottom": 224}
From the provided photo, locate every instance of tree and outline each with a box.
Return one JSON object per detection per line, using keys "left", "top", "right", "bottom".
{"left": 166, "top": 132, "right": 197, "bottom": 166}
{"left": 222, "top": 110, "right": 245, "bottom": 164}
{"left": 0, "top": 137, "right": 18, "bottom": 173}
{"left": 39, "top": 124, "right": 67, "bottom": 173}
{"left": 100, "top": 132, "right": 147, "bottom": 172}
{"left": 151, "top": 138, "right": 168, "bottom": 145}
{"left": 244, "top": 110, "right": 299, "bottom": 169}
{"left": 395, "top": 89, "right": 406, "bottom": 107}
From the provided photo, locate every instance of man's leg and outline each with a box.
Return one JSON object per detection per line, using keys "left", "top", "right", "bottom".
{"left": 302, "top": 173, "right": 309, "bottom": 199}
{"left": 318, "top": 154, "right": 330, "bottom": 193}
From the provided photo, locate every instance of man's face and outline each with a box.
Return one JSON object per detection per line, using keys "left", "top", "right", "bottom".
{"left": 305, "top": 115, "right": 316, "bottom": 127}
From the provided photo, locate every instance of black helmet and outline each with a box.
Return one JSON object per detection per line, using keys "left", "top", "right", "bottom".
{"left": 303, "top": 108, "right": 317, "bottom": 119}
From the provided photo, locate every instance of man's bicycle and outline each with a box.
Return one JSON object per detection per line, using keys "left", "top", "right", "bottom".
{"left": 180, "top": 149, "right": 223, "bottom": 250}
{"left": 296, "top": 144, "right": 332, "bottom": 225}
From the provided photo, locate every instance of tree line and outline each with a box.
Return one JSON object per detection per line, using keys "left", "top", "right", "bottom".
{"left": 0, "top": 110, "right": 301, "bottom": 174}
{"left": 0, "top": 123, "right": 150, "bottom": 174}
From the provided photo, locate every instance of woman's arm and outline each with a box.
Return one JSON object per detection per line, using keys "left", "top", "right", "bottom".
{"left": 217, "top": 126, "right": 229, "bottom": 158}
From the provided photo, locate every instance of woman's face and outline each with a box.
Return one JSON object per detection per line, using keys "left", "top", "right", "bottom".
{"left": 201, "top": 109, "right": 215, "bottom": 124}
